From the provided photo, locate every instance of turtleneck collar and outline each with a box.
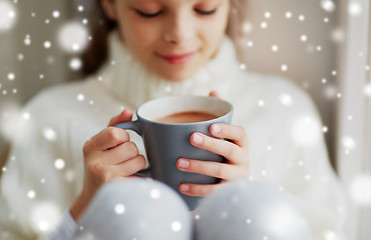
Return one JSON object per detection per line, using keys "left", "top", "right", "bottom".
{"left": 98, "top": 31, "right": 242, "bottom": 109}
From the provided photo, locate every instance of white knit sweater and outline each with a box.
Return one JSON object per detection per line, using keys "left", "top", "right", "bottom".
{"left": 0, "top": 31, "right": 347, "bottom": 240}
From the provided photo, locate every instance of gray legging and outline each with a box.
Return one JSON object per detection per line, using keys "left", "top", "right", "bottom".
{"left": 72, "top": 179, "right": 311, "bottom": 240}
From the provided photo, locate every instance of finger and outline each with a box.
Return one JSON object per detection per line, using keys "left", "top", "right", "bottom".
{"left": 209, "top": 91, "right": 220, "bottom": 98}
{"left": 190, "top": 132, "right": 241, "bottom": 164}
{"left": 209, "top": 123, "right": 249, "bottom": 148}
{"left": 112, "top": 155, "right": 146, "bottom": 177}
{"left": 88, "top": 155, "right": 146, "bottom": 182}
{"left": 179, "top": 183, "right": 222, "bottom": 197}
{"left": 108, "top": 109, "right": 133, "bottom": 127}
{"left": 177, "top": 158, "right": 246, "bottom": 180}
{"left": 84, "top": 127, "right": 130, "bottom": 152}
{"left": 104, "top": 141, "right": 139, "bottom": 164}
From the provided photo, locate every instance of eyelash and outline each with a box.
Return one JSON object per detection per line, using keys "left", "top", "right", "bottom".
{"left": 135, "top": 8, "right": 217, "bottom": 18}
{"left": 195, "top": 9, "right": 217, "bottom": 15}
{"left": 136, "top": 10, "right": 163, "bottom": 18}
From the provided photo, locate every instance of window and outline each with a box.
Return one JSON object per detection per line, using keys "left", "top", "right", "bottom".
{"left": 336, "top": 0, "right": 371, "bottom": 239}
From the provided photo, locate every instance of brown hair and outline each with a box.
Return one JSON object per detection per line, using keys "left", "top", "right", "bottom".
{"left": 80, "top": 0, "right": 116, "bottom": 77}
{"left": 80, "top": 0, "right": 249, "bottom": 78}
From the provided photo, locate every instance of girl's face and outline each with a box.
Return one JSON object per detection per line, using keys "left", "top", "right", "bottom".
{"left": 103, "top": 0, "right": 231, "bottom": 81}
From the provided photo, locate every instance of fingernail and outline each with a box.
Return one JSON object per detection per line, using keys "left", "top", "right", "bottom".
{"left": 179, "top": 159, "right": 189, "bottom": 169}
{"left": 192, "top": 133, "right": 203, "bottom": 144}
{"left": 180, "top": 184, "right": 190, "bottom": 192}
{"left": 212, "top": 124, "right": 221, "bottom": 133}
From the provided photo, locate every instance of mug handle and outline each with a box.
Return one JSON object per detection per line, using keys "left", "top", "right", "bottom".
{"left": 114, "top": 121, "right": 152, "bottom": 178}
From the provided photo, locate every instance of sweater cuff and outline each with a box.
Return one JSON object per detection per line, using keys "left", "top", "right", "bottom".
{"left": 40, "top": 209, "right": 78, "bottom": 240}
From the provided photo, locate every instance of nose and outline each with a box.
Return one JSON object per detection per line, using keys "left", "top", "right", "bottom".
{"left": 163, "top": 12, "right": 195, "bottom": 45}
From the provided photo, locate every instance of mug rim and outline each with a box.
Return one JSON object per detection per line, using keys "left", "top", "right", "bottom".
{"left": 136, "top": 95, "right": 233, "bottom": 126}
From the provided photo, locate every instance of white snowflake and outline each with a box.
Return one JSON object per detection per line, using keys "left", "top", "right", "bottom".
{"left": 54, "top": 159, "right": 65, "bottom": 170}
{"left": 27, "top": 190, "right": 36, "bottom": 199}
{"left": 271, "top": 45, "right": 278, "bottom": 52}
{"left": 42, "top": 127, "right": 57, "bottom": 141}
{"left": 31, "top": 202, "right": 61, "bottom": 233}
{"left": 281, "top": 65, "right": 288, "bottom": 72}
{"left": 150, "top": 188, "right": 161, "bottom": 199}
{"left": 52, "top": 10, "right": 60, "bottom": 18}
{"left": 364, "top": 83, "right": 371, "bottom": 96}
{"left": 322, "top": 126, "right": 328, "bottom": 133}
{"left": 348, "top": 2, "right": 362, "bottom": 16}
{"left": 24, "top": 35, "right": 31, "bottom": 45}
{"left": 17, "top": 53, "right": 24, "bottom": 61}
{"left": 285, "top": 12, "right": 292, "bottom": 19}
{"left": 264, "top": 12, "right": 271, "bottom": 19}
{"left": 279, "top": 93, "right": 293, "bottom": 106}
{"left": 321, "top": 0, "right": 336, "bottom": 12}
{"left": 324, "top": 230, "right": 337, "bottom": 240}
{"left": 65, "top": 169, "right": 76, "bottom": 182}
{"left": 242, "top": 21, "right": 253, "bottom": 33}
{"left": 115, "top": 204, "right": 125, "bottom": 215}
{"left": 171, "top": 221, "right": 182, "bottom": 232}
{"left": 70, "top": 57, "right": 82, "bottom": 71}
{"left": 44, "top": 41, "right": 52, "bottom": 49}
{"left": 0, "top": 0, "right": 17, "bottom": 31}
{"left": 77, "top": 94, "right": 85, "bottom": 101}
{"left": 57, "top": 21, "right": 89, "bottom": 53}
{"left": 22, "top": 112, "right": 30, "bottom": 120}
{"left": 300, "top": 35, "right": 307, "bottom": 42}
{"left": 350, "top": 174, "right": 371, "bottom": 206}
{"left": 331, "top": 28, "right": 345, "bottom": 43}
{"left": 7, "top": 73, "right": 15, "bottom": 81}
{"left": 291, "top": 115, "right": 321, "bottom": 146}
{"left": 341, "top": 136, "right": 356, "bottom": 151}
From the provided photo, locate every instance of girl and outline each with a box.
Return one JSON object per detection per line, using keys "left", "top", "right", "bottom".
{"left": 0, "top": 0, "right": 347, "bottom": 239}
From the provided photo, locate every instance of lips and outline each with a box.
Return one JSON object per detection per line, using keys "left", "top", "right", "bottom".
{"left": 156, "top": 51, "right": 197, "bottom": 66}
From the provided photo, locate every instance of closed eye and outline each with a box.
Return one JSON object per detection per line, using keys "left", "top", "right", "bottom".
{"left": 195, "top": 9, "right": 217, "bottom": 15}
{"left": 136, "top": 10, "right": 163, "bottom": 18}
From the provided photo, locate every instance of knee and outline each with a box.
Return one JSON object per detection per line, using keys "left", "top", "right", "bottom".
{"left": 194, "top": 180, "right": 312, "bottom": 240}
{"left": 74, "top": 178, "right": 192, "bottom": 240}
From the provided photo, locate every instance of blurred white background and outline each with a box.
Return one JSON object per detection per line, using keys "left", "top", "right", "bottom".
{"left": 0, "top": 0, "right": 370, "bottom": 239}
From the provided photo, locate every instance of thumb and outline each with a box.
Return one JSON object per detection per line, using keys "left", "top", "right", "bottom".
{"left": 108, "top": 109, "right": 133, "bottom": 127}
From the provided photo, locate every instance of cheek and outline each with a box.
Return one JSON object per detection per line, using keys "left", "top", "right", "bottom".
{"left": 121, "top": 20, "right": 160, "bottom": 54}
{"left": 203, "top": 12, "right": 230, "bottom": 52}
{"left": 200, "top": 23, "right": 227, "bottom": 56}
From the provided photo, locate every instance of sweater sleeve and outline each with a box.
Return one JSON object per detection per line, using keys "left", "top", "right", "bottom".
{"left": 38, "top": 210, "right": 78, "bottom": 240}
{"left": 0, "top": 91, "right": 86, "bottom": 239}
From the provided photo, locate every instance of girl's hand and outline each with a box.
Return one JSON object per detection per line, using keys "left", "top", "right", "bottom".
{"left": 70, "top": 109, "right": 146, "bottom": 220}
{"left": 177, "top": 123, "right": 250, "bottom": 197}
{"left": 176, "top": 92, "right": 249, "bottom": 197}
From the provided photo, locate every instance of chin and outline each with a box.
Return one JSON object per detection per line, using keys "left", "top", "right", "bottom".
{"left": 154, "top": 69, "right": 196, "bottom": 82}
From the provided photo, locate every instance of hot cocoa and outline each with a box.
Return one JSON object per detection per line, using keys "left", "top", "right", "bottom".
{"left": 155, "top": 111, "right": 218, "bottom": 123}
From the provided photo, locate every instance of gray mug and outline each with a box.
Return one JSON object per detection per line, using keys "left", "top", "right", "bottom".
{"left": 115, "top": 95, "right": 233, "bottom": 210}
